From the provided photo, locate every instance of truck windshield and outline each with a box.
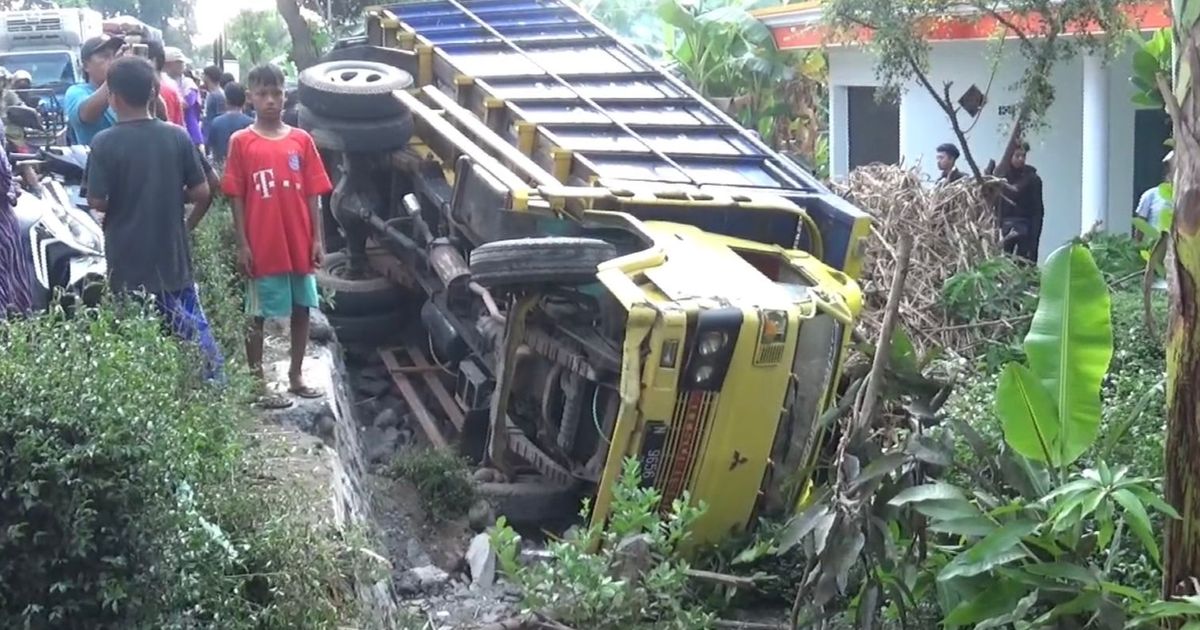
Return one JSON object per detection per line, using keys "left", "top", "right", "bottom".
{"left": 0, "top": 52, "right": 75, "bottom": 87}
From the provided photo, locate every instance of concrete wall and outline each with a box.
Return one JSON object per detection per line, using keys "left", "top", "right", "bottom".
{"left": 828, "top": 41, "right": 1140, "bottom": 262}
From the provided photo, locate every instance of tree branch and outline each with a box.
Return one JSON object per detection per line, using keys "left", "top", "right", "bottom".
{"left": 855, "top": 233, "right": 914, "bottom": 431}
{"left": 1157, "top": 71, "right": 1186, "bottom": 138}
{"left": 898, "top": 48, "right": 984, "bottom": 182}
{"left": 967, "top": 0, "right": 1035, "bottom": 49}
{"left": 941, "top": 82, "right": 985, "bottom": 182}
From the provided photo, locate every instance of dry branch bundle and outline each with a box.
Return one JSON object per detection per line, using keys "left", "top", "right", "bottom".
{"left": 831, "top": 164, "right": 1005, "bottom": 356}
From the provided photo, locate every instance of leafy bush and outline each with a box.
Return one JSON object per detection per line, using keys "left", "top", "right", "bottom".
{"left": 909, "top": 245, "right": 1171, "bottom": 626}
{"left": 491, "top": 459, "right": 713, "bottom": 629}
{"left": 940, "top": 255, "right": 1039, "bottom": 324}
{"left": 0, "top": 207, "right": 359, "bottom": 628}
{"left": 1085, "top": 232, "right": 1147, "bottom": 281}
{"left": 390, "top": 448, "right": 476, "bottom": 520}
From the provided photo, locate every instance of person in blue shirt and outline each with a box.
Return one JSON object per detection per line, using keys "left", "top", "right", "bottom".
{"left": 64, "top": 35, "right": 123, "bottom": 145}
{"left": 206, "top": 82, "right": 253, "bottom": 165}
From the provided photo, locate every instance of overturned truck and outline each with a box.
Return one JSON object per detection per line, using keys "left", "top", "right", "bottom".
{"left": 298, "top": 0, "right": 870, "bottom": 543}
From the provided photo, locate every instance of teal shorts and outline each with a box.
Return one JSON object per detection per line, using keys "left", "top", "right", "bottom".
{"left": 246, "top": 273, "right": 319, "bottom": 319}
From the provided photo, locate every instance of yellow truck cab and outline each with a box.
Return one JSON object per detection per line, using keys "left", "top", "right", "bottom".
{"left": 298, "top": 0, "right": 870, "bottom": 543}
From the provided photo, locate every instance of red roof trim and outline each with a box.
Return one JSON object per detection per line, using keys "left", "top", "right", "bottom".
{"left": 769, "top": 1, "right": 1170, "bottom": 50}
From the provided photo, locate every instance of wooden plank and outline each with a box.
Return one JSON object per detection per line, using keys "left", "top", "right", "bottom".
{"left": 379, "top": 348, "right": 449, "bottom": 450}
{"left": 404, "top": 344, "right": 467, "bottom": 433}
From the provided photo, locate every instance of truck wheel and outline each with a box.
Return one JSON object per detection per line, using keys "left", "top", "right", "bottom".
{"left": 469, "top": 237, "right": 617, "bottom": 288}
{"left": 316, "top": 251, "right": 406, "bottom": 316}
{"left": 298, "top": 60, "right": 413, "bottom": 120}
{"left": 476, "top": 479, "right": 579, "bottom": 525}
{"left": 298, "top": 105, "right": 414, "bottom": 153}
{"left": 326, "top": 308, "right": 408, "bottom": 345}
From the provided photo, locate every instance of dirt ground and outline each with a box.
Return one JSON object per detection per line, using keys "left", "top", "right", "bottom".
{"left": 251, "top": 317, "right": 518, "bottom": 629}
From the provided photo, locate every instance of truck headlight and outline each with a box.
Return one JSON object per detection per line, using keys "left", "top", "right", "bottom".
{"left": 697, "top": 330, "right": 728, "bottom": 357}
{"left": 682, "top": 308, "right": 742, "bottom": 391}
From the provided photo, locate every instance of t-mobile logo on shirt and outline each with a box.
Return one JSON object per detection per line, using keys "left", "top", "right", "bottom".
{"left": 252, "top": 168, "right": 277, "bottom": 199}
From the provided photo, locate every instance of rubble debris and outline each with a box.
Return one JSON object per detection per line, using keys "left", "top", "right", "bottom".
{"left": 469, "top": 499, "right": 497, "bottom": 532}
{"left": 613, "top": 534, "right": 653, "bottom": 581}
{"left": 403, "top": 565, "right": 450, "bottom": 594}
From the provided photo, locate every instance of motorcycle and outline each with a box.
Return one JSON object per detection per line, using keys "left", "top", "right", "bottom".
{"left": 7, "top": 106, "right": 105, "bottom": 311}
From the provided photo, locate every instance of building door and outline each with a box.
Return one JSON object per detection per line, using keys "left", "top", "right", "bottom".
{"left": 1132, "top": 109, "right": 1171, "bottom": 210}
{"left": 846, "top": 86, "right": 900, "bottom": 169}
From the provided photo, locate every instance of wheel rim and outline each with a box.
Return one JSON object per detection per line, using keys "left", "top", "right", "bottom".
{"left": 327, "top": 67, "right": 387, "bottom": 86}
{"left": 328, "top": 255, "right": 381, "bottom": 282}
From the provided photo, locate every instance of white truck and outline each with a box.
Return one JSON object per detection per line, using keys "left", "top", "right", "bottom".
{"left": 0, "top": 8, "right": 103, "bottom": 94}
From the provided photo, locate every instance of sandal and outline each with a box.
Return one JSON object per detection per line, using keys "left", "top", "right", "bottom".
{"left": 254, "top": 390, "right": 294, "bottom": 410}
{"left": 289, "top": 384, "right": 323, "bottom": 399}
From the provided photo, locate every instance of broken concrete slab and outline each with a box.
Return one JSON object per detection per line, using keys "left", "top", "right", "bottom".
{"left": 466, "top": 532, "right": 497, "bottom": 588}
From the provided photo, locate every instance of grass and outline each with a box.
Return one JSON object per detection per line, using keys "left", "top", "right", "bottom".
{"left": 389, "top": 447, "right": 477, "bottom": 521}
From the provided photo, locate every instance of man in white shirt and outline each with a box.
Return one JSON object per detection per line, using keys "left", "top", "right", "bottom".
{"left": 1135, "top": 151, "right": 1173, "bottom": 236}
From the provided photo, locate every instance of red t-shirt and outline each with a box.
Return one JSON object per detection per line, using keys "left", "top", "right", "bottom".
{"left": 159, "top": 75, "right": 185, "bottom": 127}
{"left": 222, "top": 127, "right": 333, "bottom": 278}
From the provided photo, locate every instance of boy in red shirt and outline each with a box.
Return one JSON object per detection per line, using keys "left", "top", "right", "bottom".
{"left": 222, "top": 64, "right": 333, "bottom": 406}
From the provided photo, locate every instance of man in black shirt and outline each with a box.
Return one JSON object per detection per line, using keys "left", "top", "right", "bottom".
{"left": 936, "top": 143, "right": 965, "bottom": 184}
{"left": 998, "top": 142, "right": 1045, "bottom": 262}
{"left": 86, "top": 56, "right": 224, "bottom": 381}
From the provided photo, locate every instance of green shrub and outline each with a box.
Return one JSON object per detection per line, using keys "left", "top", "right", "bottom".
{"left": 0, "top": 308, "right": 233, "bottom": 626}
{"left": 940, "top": 255, "right": 1039, "bottom": 324}
{"left": 390, "top": 448, "right": 476, "bottom": 520}
{"left": 191, "top": 204, "right": 249, "bottom": 359}
{"left": 1085, "top": 231, "right": 1147, "bottom": 281}
{"left": 491, "top": 458, "right": 713, "bottom": 630}
{"left": 0, "top": 208, "right": 359, "bottom": 628}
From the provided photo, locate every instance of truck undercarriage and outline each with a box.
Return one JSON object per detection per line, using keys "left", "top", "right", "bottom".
{"left": 300, "top": 0, "right": 869, "bottom": 543}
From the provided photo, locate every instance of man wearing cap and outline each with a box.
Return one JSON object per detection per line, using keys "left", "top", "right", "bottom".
{"left": 64, "top": 34, "right": 123, "bottom": 145}
{"left": 165, "top": 47, "right": 203, "bottom": 147}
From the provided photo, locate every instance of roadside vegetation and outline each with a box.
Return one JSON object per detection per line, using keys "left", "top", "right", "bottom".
{"left": 0, "top": 206, "right": 363, "bottom": 628}
{"left": 389, "top": 447, "right": 477, "bottom": 521}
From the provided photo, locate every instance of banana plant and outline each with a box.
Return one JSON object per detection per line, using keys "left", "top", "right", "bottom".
{"left": 1130, "top": 28, "right": 1174, "bottom": 108}
{"left": 995, "top": 243, "right": 1113, "bottom": 476}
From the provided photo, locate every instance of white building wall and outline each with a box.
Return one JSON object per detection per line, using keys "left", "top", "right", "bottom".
{"left": 827, "top": 41, "right": 1140, "bottom": 262}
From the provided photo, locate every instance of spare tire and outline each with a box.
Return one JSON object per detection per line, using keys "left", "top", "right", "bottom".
{"left": 316, "top": 251, "right": 406, "bottom": 316}
{"left": 298, "top": 60, "right": 413, "bottom": 120}
{"left": 469, "top": 237, "right": 617, "bottom": 288}
{"left": 298, "top": 105, "right": 413, "bottom": 153}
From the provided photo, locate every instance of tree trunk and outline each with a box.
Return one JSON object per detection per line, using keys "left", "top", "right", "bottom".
{"left": 278, "top": 0, "right": 320, "bottom": 71}
{"left": 1162, "top": 4, "right": 1200, "bottom": 599}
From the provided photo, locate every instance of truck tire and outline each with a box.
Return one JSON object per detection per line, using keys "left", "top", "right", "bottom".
{"left": 469, "top": 237, "right": 617, "bottom": 288}
{"left": 298, "top": 105, "right": 414, "bottom": 153}
{"left": 298, "top": 60, "right": 413, "bottom": 120}
{"left": 476, "top": 479, "right": 579, "bottom": 525}
{"left": 316, "top": 251, "right": 406, "bottom": 316}
{"left": 327, "top": 308, "right": 408, "bottom": 345}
